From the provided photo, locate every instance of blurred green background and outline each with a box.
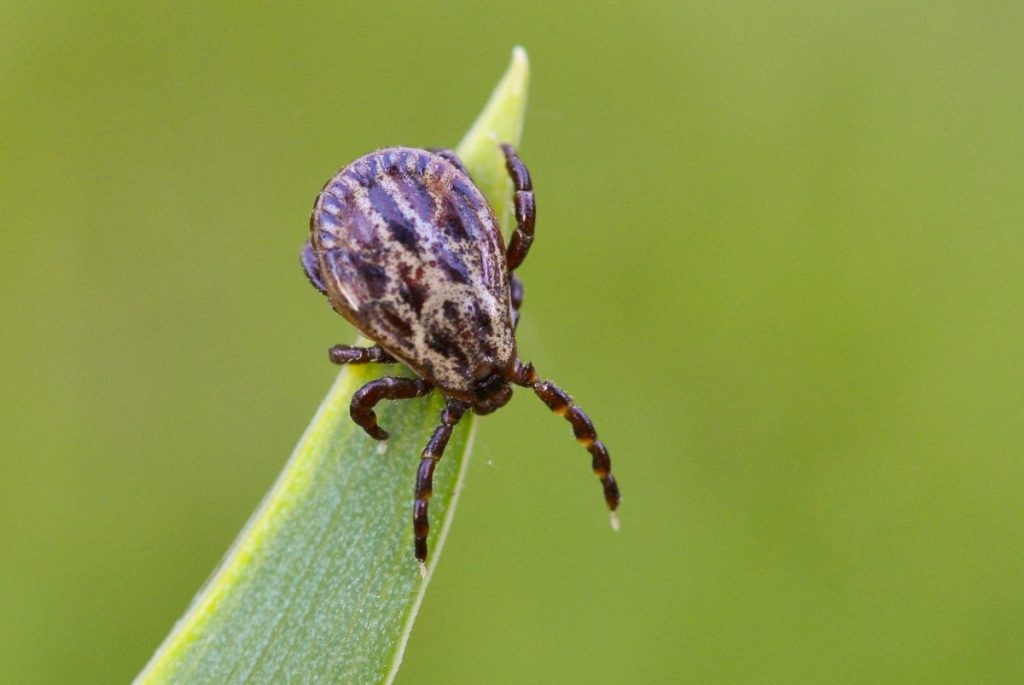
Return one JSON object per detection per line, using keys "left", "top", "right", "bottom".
{"left": 3, "top": 2, "right": 1023, "bottom": 683}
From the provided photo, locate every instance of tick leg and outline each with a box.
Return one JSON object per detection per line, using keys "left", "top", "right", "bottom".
{"left": 328, "top": 344, "right": 397, "bottom": 365}
{"left": 510, "top": 275, "right": 524, "bottom": 329}
{"left": 500, "top": 144, "right": 536, "bottom": 273}
{"left": 301, "top": 238, "right": 327, "bottom": 296}
{"left": 512, "top": 361, "right": 621, "bottom": 515}
{"left": 350, "top": 376, "right": 432, "bottom": 440}
{"left": 413, "top": 398, "right": 469, "bottom": 564}
{"left": 428, "top": 148, "right": 470, "bottom": 176}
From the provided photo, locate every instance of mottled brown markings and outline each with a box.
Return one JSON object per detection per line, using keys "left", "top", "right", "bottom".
{"left": 437, "top": 196, "right": 469, "bottom": 242}
{"left": 366, "top": 184, "right": 421, "bottom": 253}
{"left": 340, "top": 250, "right": 389, "bottom": 300}
{"left": 392, "top": 175, "right": 435, "bottom": 225}
{"left": 426, "top": 327, "right": 468, "bottom": 366}
{"left": 345, "top": 199, "right": 379, "bottom": 246}
{"left": 376, "top": 302, "right": 414, "bottom": 339}
{"left": 432, "top": 243, "right": 471, "bottom": 284}
{"left": 306, "top": 145, "right": 621, "bottom": 565}
{"left": 441, "top": 179, "right": 485, "bottom": 243}
{"left": 397, "top": 279, "right": 426, "bottom": 315}
{"left": 472, "top": 303, "right": 493, "bottom": 335}
{"left": 442, "top": 300, "right": 459, "bottom": 321}
{"left": 365, "top": 181, "right": 404, "bottom": 225}
{"left": 387, "top": 220, "right": 420, "bottom": 251}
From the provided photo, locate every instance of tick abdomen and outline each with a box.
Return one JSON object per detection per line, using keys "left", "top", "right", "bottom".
{"left": 310, "top": 147, "right": 516, "bottom": 398}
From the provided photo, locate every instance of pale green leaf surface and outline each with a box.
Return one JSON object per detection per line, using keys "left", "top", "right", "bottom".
{"left": 135, "top": 46, "right": 529, "bottom": 685}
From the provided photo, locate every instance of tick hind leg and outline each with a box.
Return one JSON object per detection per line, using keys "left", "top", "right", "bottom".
{"left": 512, "top": 361, "right": 621, "bottom": 522}
{"left": 413, "top": 398, "right": 468, "bottom": 567}
{"left": 501, "top": 144, "right": 536, "bottom": 273}
{"left": 350, "top": 376, "right": 432, "bottom": 440}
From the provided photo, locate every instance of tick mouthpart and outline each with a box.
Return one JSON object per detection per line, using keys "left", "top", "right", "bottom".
{"left": 472, "top": 383, "right": 513, "bottom": 415}
{"left": 472, "top": 368, "right": 504, "bottom": 396}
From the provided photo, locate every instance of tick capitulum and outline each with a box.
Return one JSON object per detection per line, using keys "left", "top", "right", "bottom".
{"left": 301, "top": 144, "right": 620, "bottom": 567}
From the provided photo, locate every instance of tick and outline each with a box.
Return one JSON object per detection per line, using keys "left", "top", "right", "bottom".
{"left": 301, "top": 145, "right": 620, "bottom": 566}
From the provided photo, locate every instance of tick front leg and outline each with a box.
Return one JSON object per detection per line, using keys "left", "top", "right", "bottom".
{"left": 512, "top": 361, "right": 621, "bottom": 519}
{"left": 328, "top": 344, "right": 396, "bottom": 365}
{"left": 350, "top": 376, "right": 432, "bottom": 440}
{"left": 413, "top": 398, "right": 469, "bottom": 566}
{"left": 500, "top": 144, "right": 536, "bottom": 273}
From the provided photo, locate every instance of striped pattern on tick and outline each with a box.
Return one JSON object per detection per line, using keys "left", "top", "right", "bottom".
{"left": 311, "top": 147, "right": 515, "bottom": 400}
{"left": 302, "top": 144, "right": 620, "bottom": 568}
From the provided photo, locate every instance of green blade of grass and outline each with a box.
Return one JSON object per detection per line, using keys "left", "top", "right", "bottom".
{"left": 135, "top": 46, "right": 529, "bottom": 685}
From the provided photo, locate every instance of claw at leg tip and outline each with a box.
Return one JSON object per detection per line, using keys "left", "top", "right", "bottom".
{"left": 609, "top": 511, "right": 621, "bottom": 532}
{"left": 376, "top": 440, "right": 389, "bottom": 455}
{"left": 417, "top": 561, "right": 428, "bottom": 580}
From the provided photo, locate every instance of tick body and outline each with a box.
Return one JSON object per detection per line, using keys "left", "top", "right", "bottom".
{"left": 302, "top": 145, "right": 620, "bottom": 566}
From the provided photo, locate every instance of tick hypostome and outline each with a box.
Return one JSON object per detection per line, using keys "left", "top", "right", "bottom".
{"left": 301, "top": 145, "right": 620, "bottom": 568}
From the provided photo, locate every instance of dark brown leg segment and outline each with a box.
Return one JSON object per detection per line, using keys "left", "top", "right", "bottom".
{"left": 512, "top": 361, "right": 621, "bottom": 514}
{"left": 500, "top": 144, "right": 536, "bottom": 272}
{"left": 328, "top": 344, "right": 396, "bottom": 365}
{"left": 413, "top": 399, "right": 469, "bottom": 563}
{"left": 350, "top": 376, "right": 432, "bottom": 440}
